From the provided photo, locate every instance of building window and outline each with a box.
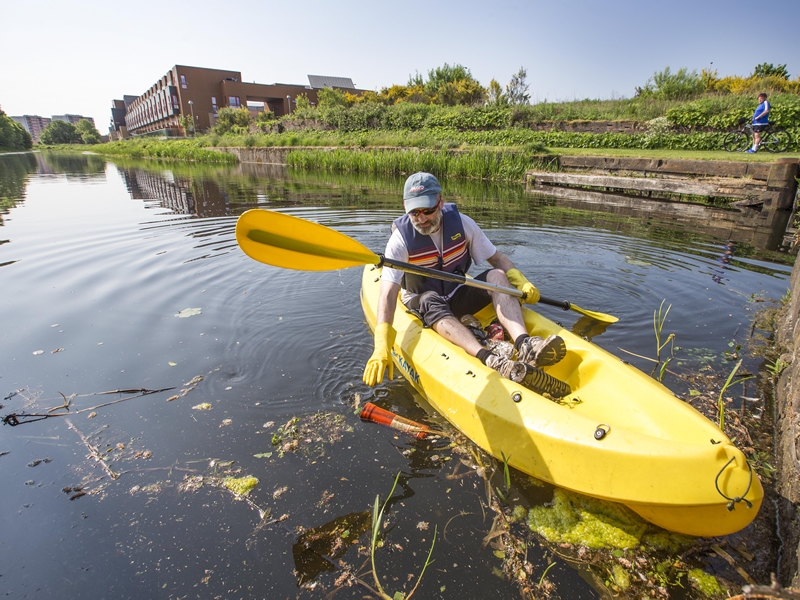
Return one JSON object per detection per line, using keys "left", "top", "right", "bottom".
{"left": 228, "top": 96, "right": 241, "bottom": 108}
{"left": 180, "top": 75, "right": 187, "bottom": 89}
{"left": 211, "top": 97, "right": 217, "bottom": 115}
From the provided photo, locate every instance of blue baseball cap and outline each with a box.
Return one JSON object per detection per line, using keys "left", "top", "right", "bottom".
{"left": 403, "top": 172, "right": 442, "bottom": 213}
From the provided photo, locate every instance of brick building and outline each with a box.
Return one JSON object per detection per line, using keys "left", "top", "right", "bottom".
{"left": 11, "top": 115, "right": 52, "bottom": 143}
{"left": 112, "top": 65, "right": 359, "bottom": 137}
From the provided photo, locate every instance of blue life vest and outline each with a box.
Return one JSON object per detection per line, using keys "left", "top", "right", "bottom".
{"left": 393, "top": 203, "right": 471, "bottom": 297}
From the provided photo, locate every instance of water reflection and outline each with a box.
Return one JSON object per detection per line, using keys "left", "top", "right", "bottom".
{"left": 0, "top": 152, "right": 37, "bottom": 216}
{"left": 0, "top": 150, "right": 793, "bottom": 600}
{"left": 711, "top": 240, "right": 736, "bottom": 284}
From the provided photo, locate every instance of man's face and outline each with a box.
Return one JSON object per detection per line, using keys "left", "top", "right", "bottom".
{"left": 409, "top": 197, "right": 442, "bottom": 235}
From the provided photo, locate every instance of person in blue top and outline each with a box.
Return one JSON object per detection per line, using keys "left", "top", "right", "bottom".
{"left": 746, "top": 93, "right": 770, "bottom": 153}
{"left": 362, "top": 172, "right": 570, "bottom": 397}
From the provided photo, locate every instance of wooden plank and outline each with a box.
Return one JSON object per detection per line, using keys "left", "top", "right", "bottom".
{"left": 528, "top": 171, "right": 760, "bottom": 199}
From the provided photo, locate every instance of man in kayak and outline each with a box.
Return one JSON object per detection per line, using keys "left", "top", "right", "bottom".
{"left": 363, "top": 172, "right": 569, "bottom": 397}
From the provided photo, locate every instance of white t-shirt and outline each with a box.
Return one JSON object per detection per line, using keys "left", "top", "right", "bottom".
{"left": 381, "top": 213, "right": 497, "bottom": 304}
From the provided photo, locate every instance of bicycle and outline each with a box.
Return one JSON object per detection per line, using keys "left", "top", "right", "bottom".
{"left": 723, "top": 118, "right": 792, "bottom": 153}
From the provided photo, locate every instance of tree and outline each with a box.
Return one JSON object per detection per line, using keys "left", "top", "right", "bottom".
{"left": 636, "top": 67, "right": 704, "bottom": 100}
{"left": 0, "top": 110, "right": 33, "bottom": 151}
{"left": 75, "top": 119, "right": 101, "bottom": 144}
{"left": 317, "top": 87, "right": 349, "bottom": 109}
{"left": 178, "top": 113, "right": 194, "bottom": 135}
{"left": 505, "top": 67, "right": 531, "bottom": 105}
{"left": 434, "top": 79, "right": 487, "bottom": 106}
{"left": 423, "top": 63, "right": 475, "bottom": 97}
{"left": 487, "top": 79, "right": 507, "bottom": 106}
{"left": 211, "top": 106, "right": 251, "bottom": 135}
{"left": 405, "top": 63, "right": 487, "bottom": 106}
{"left": 39, "top": 120, "right": 81, "bottom": 145}
{"left": 752, "top": 63, "right": 790, "bottom": 80}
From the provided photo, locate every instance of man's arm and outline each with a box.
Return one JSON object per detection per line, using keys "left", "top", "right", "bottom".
{"left": 363, "top": 278, "right": 401, "bottom": 386}
{"left": 376, "top": 279, "right": 400, "bottom": 325}
{"left": 486, "top": 251, "right": 541, "bottom": 304}
{"left": 486, "top": 250, "right": 515, "bottom": 272}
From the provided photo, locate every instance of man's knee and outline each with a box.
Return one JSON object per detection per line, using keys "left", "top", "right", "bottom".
{"left": 418, "top": 291, "right": 454, "bottom": 328}
{"left": 486, "top": 268, "right": 509, "bottom": 285}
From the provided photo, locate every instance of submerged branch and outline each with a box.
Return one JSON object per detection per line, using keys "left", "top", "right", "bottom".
{"left": 2, "top": 387, "right": 175, "bottom": 426}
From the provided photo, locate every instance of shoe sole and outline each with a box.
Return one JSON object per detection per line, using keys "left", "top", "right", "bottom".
{"left": 523, "top": 364, "right": 571, "bottom": 398}
{"left": 535, "top": 335, "right": 567, "bottom": 367}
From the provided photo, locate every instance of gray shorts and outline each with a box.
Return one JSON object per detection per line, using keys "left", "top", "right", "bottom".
{"left": 403, "top": 270, "right": 495, "bottom": 328}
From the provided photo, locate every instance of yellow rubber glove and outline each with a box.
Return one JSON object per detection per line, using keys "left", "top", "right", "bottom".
{"left": 506, "top": 268, "right": 540, "bottom": 304}
{"left": 362, "top": 322, "right": 396, "bottom": 386}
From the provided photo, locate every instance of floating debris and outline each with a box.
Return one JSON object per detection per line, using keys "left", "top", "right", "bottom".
{"left": 223, "top": 475, "right": 259, "bottom": 496}
{"left": 270, "top": 412, "right": 353, "bottom": 458}
{"left": 168, "top": 375, "right": 204, "bottom": 401}
{"left": 192, "top": 403, "right": 212, "bottom": 411}
{"left": 175, "top": 308, "right": 202, "bottom": 318}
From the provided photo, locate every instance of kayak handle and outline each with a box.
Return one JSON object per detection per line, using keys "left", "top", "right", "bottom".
{"left": 540, "top": 297, "right": 571, "bottom": 312}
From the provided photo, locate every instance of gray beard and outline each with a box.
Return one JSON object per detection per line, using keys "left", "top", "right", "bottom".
{"left": 411, "top": 213, "right": 443, "bottom": 236}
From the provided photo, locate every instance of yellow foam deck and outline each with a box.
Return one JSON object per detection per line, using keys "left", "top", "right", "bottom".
{"left": 361, "top": 265, "right": 762, "bottom": 537}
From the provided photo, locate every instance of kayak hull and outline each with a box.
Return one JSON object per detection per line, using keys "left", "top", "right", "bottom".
{"left": 361, "top": 265, "right": 762, "bottom": 537}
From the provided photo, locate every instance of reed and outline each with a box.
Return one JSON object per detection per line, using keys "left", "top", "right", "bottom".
{"left": 286, "top": 147, "right": 550, "bottom": 181}
{"left": 88, "top": 139, "right": 236, "bottom": 163}
{"left": 365, "top": 472, "right": 436, "bottom": 600}
{"left": 717, "top": 359, "right": 753, "bottom": 430}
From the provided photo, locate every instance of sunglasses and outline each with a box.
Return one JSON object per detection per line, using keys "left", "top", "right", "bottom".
{"left": 408, "top": 204, "right": 439, "bottom": 218}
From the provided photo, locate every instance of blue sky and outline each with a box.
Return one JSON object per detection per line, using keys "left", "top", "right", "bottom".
{"left": 2, "top": 0, "right": 798, "bottom": 131}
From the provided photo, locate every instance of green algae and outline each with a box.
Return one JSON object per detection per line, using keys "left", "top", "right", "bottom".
{"left": 223, "top": 475, "right": 259, "bottom": 496}
{"left": 611, "top": 563, "right": 631, "bottom": 590}
{"left": 687, "top": 568, "right": 725, "bottom": 598}
{"left": 526, "top": 489, "right": 647, "bottom": 549}
{"left": 510, "top": 505, "right": 528, "bottom": 523}
{"left": 523, "top": 489, "right": 697, "bottom": 552}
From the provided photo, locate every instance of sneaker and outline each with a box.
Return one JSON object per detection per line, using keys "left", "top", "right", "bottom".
{"left": 485, "top": 339, "right": 514, "bottom": 359}
{"left": 522, "top": 364, "right": 571, "bottom": 398}
{"left": 744, "top": 148, "right": 757, "bottom": 153}
{"left": 485, "top": 353, "right": 528, "bottom": 383}
{"left": 517, "top": 335, "right": 567, "bottom": 367}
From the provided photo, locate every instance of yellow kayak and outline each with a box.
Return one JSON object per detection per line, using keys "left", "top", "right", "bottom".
{"left": 361, "top": 265, "right": 763, "bottom": 537}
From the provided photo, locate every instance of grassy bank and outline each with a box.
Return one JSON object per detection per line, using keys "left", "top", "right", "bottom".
{"left": 82, "top": 139, "right": 236, "bottom": 163}
{"left": 285, "top": 147, "right": 558, "bottom": 180}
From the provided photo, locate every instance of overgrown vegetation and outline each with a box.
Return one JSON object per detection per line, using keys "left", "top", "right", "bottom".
{"left": 81, "top": 61, "right": 800, "bottom": 164}
{"left": 0, "top": 109, "right": 33, "bottom": 151}
{"left": 40, "top": 118, "right": 101, "bottom": 145}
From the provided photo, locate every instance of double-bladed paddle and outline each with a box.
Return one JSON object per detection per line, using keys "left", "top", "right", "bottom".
{"left": 235, "top": 209, "right": 619, "bottom": 324}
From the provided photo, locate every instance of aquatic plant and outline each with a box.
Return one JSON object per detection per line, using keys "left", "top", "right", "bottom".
{"left": 652, "top": 299, "right": 675, "bottom": 381}
{"left": 717, "top": 359, "right": 753, "bottom": 430}
{"left": 367, "top": 472, "right": 436, "bottom": 600}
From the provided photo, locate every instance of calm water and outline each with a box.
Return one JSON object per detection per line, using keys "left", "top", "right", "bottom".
{"left": 0, "top": 152, "right": 792, "bottom": 599}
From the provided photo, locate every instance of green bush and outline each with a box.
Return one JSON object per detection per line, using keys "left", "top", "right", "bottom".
{"left": 40, "top": 120, "right": 82, "bottom": 145}
{"left": 212, "top": 107, "right": 252, "bottom": 135}
{"left": 0, "top": 110, "right": 33, "bottom": 151}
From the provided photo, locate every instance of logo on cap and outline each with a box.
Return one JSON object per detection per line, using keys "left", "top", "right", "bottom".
{"left": 409, "top": 186, "right": 426, "bottom": 193}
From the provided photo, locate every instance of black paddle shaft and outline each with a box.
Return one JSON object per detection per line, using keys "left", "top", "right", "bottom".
{"left": 378, "top": 255, "right": 571, "bottom": 311}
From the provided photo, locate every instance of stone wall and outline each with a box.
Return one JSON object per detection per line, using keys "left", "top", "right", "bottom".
{"left": 775, "top": 255, "right": 800, "bottom": 585}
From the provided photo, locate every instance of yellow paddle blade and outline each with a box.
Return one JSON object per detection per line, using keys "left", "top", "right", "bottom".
{"left": 568, "top": 304, "right": 619, "bottom": 324}
{"left": 235, "top": 209, "right": 381, "bottom": 271}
